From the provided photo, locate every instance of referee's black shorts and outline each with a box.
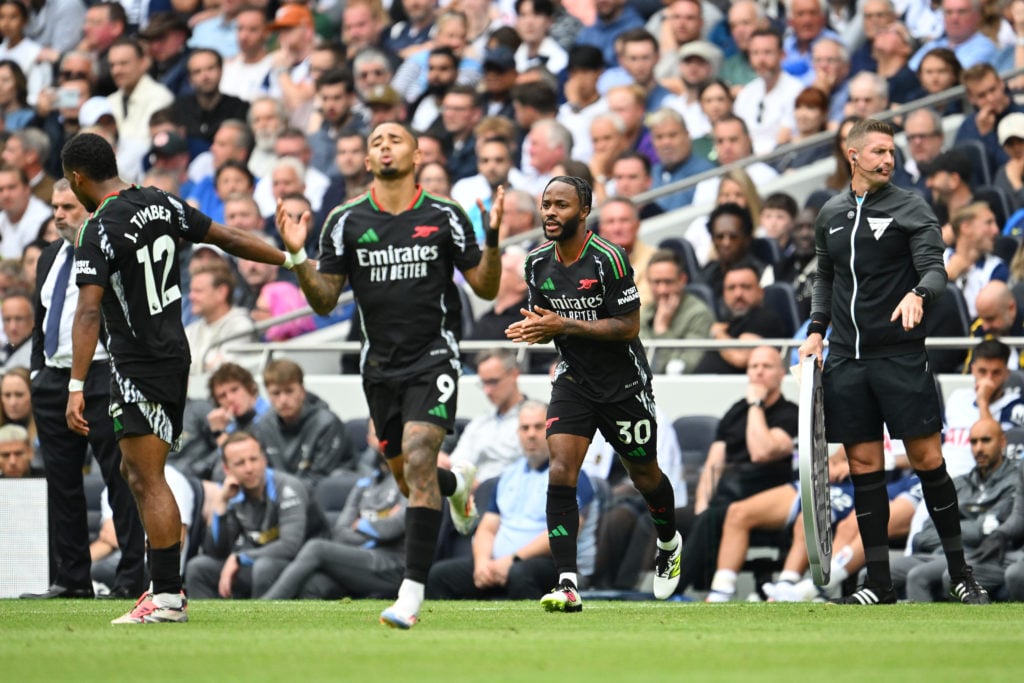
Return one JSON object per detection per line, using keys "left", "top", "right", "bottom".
{"left": 822, "top": 351, "right": 941, "bottom": 444}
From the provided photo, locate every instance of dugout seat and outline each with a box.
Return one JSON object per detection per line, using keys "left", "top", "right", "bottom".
{"left": 672, "top": 415, "right": 719, "bottom": 503}
{"left": 1005, "top": 426, "right": 1024, "bottom": 461}
{"left": 84, "top": 472, "right": 105, "bottom": 542}
{"left": 923, "top": 286, "right": 970, "bottom": 373}
{"left": 345, "top": 417, "right": 369, "bottom": 458}
{"left": 762, "top": 282, "right": 802, "bottom": 338}
{"left": 314, "top": 472, "right": 361, "bottom": 527}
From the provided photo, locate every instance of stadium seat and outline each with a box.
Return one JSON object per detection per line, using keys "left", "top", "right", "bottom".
{"left": 658, "top": 236, "right": 705, "bottom": 284}
{"left": 84, "top": 472, "right": 104, "bottom": 542}
{"left": 975, "top": 185, "right": 1015, "bottom": 234}
{"left": 182, "top": 473, "right": 206, "bottom": 566}
{"left": 762, "top": 282, "right": 802, "bottom": 337}
{"left": 345, "top": 417, "right": 369, "bottom": 458}
{"left": 1005, "top": 426, "right": 1024, "bottom": 461}
{"left": 314, "top": 472, "right": 361, "bottom": 527}
{"left": 751, "top": 237, "right": 781, "bottom": 266}
{"left": 672, "top": 415, "right": 719, "bottom": 503}
{"left": 993, "top": 233, "right": 1019, "bottom": 265}
{"left": 952, "top": 139, "right": 991, "bottom": 189}
{"left": 924, "top": 286, "right": 971, "bottom": 373}
{"left": 685, "top": 282, "right": 716, "bottom": 314}
{"left": 1013, "top": 282, "right": 1024, "bottom": 315}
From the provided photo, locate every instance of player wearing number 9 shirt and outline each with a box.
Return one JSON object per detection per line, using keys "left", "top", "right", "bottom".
{"left": 62, "top": 133, "right": 292, "bottom": 625}
{"left": 506, "top": 177, "right": 681, "bottom": 613}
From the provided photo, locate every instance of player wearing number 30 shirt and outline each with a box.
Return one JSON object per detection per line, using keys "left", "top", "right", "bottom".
{"left": 506, "top": 177, "right": 681, "bottom": 613}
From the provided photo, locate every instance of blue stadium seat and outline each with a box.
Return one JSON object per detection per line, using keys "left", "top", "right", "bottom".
{"left": 658, "top": 237, "right": 705, "bottom": 284}
{"left": 952, "top": 139, "right": 991, "bottom": 189}
{"left": 975, "top": 185, "right": 1015, "bottom": 235}
{"left": 762, "top": 282, "right": 802, "bottom": 337}
{"left": 685, "top": 282, "right": 716, "bottom": 314}
{"left": 672, "top": 415, "right": 719, "bottom": 503}
{"left": 751, "top": 237, "right": 781, "bottom": 266}
{"left": 314, "top": 473, "right": 360, "bottom": 527}
{"left": 345, "top": 417, "right": 369, "bottom": 459}
{"left": 84, "top": 472, "right": 104, "bottom": 542}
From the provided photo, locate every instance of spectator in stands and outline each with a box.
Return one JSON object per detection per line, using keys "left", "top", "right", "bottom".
{"left": 3, "top": 129, "right": 52, "bottom": 203}
{"left": 773, "top": 87, "right": 832, "bottom": 173}
{"left": 942, "top": 339, "right": 1024, "bottom": 477}
{"left": 693, "top": 115, "right": 779, "bottom": 206}
{"left": 467, "top": 246, "right": 530, "bottom": 342}
{"left": 327, "top": 132, "right": 372, "bottom": 204}
{"left": 694, "top": 259, "right": 787, "bottom": 374}
{"left": 873, "top": 21, "right": 925, "bottom": 106}
{"left": 175, "top": 49, "right": 249, "bottom": 156}
{"left": 448, "top": 349, "right": 527, "bottom": 487}
{"left": 500, "top": 188, "right": 541, "bottom": 241}
{"left": 686, "top": 168, "right": 763, "bottom": 267}
{"left": 653, "top": 0, "right": 704, "bottom": 85}
{"left": 781, "top": 0, "right": 841, "bottom": 85}
{"left": 924, "top": 148, "right": 974, "bottom": 227}
{"left": 511, "top": 83, "right": 558, "bottom": 161}
{"left": 735, "top": 28, "right": 802, "bottom": 156}
{"left": 824, "top": 115, "right": 861, "bottom": 192}
{"left": 690, "top": 79, "right": 734, "bottom": 162}
{"left": 477, "top": 45, "right": 517, "bottom": 123}
{"left": 701, "top": 203, "right": 764, "bottom": 302}
{"left": 574, "top": 0, "right": 644, "bottom": 68}
{"left": 427, "top": 400, "right": 599, "bottom": 598}
{"left": 0, "top": 165, "right": 49, "bottom": 259}
{"left": 31, "top": 67, "right": 92, "bottom": 179}
{"left": 607, "top": 84, "right": 657, "bottom": 166}
{"left": 186, "top": 262, "right": 255, "bottom": 376}
{"left": 944, "top": 201, "right": 1006, "bottom": 317}
{"left": 917, "top": 47, "right": 964, "bottom": 116}
{"left": 893, "top": 417, "right": 1019, "bottom": 600}
{"left": 759, "top": 192, "right": 798, "bottom": 256}
{"left": 260, "top": 443, "right": 407, "bottom": 600}
{"left": 809, "top": 37, "right": 851, "bottom": 126}
{"left": 265, "top": 4, "right": 317, "bottom": 128}
{"left": 341, "top": 0, "right": 390, "bottom": 63}
{"left": 844, "top": 71, "right": 890, "bottom": 120}
{"left": 383, "top": 0, "right": 437, "bottom": 61}
{"left": 666, "top": 41, "right": 723, "bottom": 142}
{"left": 107, "top": 38, "right": 175, "bottom": 156}
{"left": 618, "top": 29, "right": 673, "bottom": 111}
{"left": 598, "top": 197, "right": 656, "bottom": 306}
{"left": 0, "top": 290, "right": 31, "bottom": 369}
{"left": 19, "top": 237, "right": 43, "bottom": 288}
{"left": 720, "top": 0, "right": 764, "bottom": 93}
{"left": 958, "top": 63, "right": 1024, "bottom": 178}
{"left": 608, "top": 152, "right": 659, "bottom": 219}
{"left": 900, "top": 108, "right": 947, "bottom": 194}
{"left": 648, "top": 107, "right": 714, "bottom": 212}
{"left": 640, "top": 249, "right": 714, "bottom": 374}
{"left": 186, "top": 118, "right": 252, "bottom": 219}
{"left": 0, "top": 367, "right": 35, "bottom": 450}
{"left": 138, "top": 12, "right": 191, "bottom": 98}
{"left": 409, "top": 47, "right": 459, "bottom": 133}
{"left": 254, "top": 129, "right": 330, "bottom": 218}
{"left": 557, "top": 45, "right": 607, "bottom": 163}
{"left": 392, "top": 10, "right": 480, "bottom": 104}
{"left": 850, "top": 0, "right": 897, "bottom": 75}
{"left": 439, "top": 84, "right": 482, "bottom": 184}
{"left": 967, "top": 280, "right": 1024, "bottom": 371}
{"left": 514, "top": 0, "right": 568, "bottom": 74}
{"left": 996, "top": 113, "right": 1024, "bottom": 211}
{"left": 452, "top": 137, "right": 522, "bottom": 240}
{"left": 677, "top": 346, "right": 799, "bottom": 594}
{"left": 588, "top": 112, "right": 629, "bottom": 200}
{"left": 250, "top": 281, "right": 315, "bottom": 342}
{"left": 245, "top": 97, "right": 285, "bottom": 180}
{"left": 521, "top": 118, "right": 572, "bottom": 196}
{"left": 251, "top": 359, "right": 351, "bottom": 489}
{"left": 189, "top": 0, "right": 243, "bottom": 57}
{"left": 79, "top": 1, "right": 127, "bottom": 97}
{"left": 220, "top": 6, "right": 272, "bottom": 103}
{"left": 0, "top": 423, "right": 37, "bottom": 477}
{"left": 223, "top": 194, "right": 264, "bottom": 235}
{"left": 416, "top": 161, "right": 451, "bottom": 198}
{"left": 185, "top": 431, "right": 328, "bottom": 599}
{"left": 25, "top": 0, "right": 85, "bottom": 64}
{"left": 909, "top": 0, "right": 998, "bottom": 71}
{"left": 0, "top": 59, "right": 30, "bottom": 132}
{"left": 308, "top": 69, "right": 359, "bottom": 177}
{"left": 767, "top": 204, "right": 818, "bottom": 320}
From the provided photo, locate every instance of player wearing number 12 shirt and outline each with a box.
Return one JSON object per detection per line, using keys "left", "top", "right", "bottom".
{"left": 506, "top": 177, "right": 681, "bottom": 613}
{"left": 61, "top": 133, "right": 292, "bottom": 625}
{"left": 276, "top": 122, "right": 505, "bottom": 629}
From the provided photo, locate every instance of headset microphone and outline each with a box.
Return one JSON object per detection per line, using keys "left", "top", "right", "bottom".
{"left": 852, "top": 153, "right": 885, "bottom": 175}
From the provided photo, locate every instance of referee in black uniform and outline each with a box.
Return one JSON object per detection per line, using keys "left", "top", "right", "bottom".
{"left": 798, "top": 118, "right": 988, "bottom": 605}
{"left": 21, "top": 179, "right": 145, "bottom": 600}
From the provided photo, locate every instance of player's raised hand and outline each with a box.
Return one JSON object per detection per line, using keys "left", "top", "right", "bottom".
{"left": 477, "top": 185, "right": 506, "bottom": 242}
{"left": 277, "top": 199, "right": 312, "bottom": 254}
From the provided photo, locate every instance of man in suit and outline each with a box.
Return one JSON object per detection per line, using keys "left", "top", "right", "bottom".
{"left": 20, "top": 179, "right": 145, "bottom": 600}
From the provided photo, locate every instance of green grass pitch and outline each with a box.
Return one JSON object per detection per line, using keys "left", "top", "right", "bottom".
{"left": 2, "top": 599, "right": 1023, "bottom": 682}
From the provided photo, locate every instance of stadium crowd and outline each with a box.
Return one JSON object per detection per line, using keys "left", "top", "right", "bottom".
{"left": 2, "top": 0, "right": 1024, "bottom": 604}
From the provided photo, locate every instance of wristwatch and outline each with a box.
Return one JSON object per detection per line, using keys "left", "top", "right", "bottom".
{"left": 747, "top": 399, "right": 764, "bottom": 409}
{"left": 911, "top": 286, "right": 929, "bottom": 303}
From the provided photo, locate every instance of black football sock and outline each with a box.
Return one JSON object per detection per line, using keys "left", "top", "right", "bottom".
{"left": 546, "top": 484, "right": 580, "bottom": 577}
{"left": 149, "top": 544, "right": 182, "bottom": 595}
{"left": 916, "top": 461, "right": 967, "bottom": 581}
{"left": 404, "top": 507, "right": 442, "bottom": 584}
{"left": 851, "top": 470, "right": 891, "bottom": 588}
{"left": 437, "top": 468, "right": 457, "bottom": 497}
{"left": 640, "top": 473, "right": 677, "bottom": 543}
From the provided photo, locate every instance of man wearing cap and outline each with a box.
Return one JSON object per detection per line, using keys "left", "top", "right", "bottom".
{"left": 148, "top": 130, "right": 193, "bottom": 197}
{"left": 174, "top": 49, "right": 250, "bottom": 154}
{"left": 265, "top": 3, "right": 316, "bottom": 118}
{"left": 575, "top": 0, "right": 644, "bottom": 68}
{"left": 957, "top": 63, "right": 1024, "bottom": 177}
{"left": 189, "top": 0, "right": 243, "bottom": 59}
{"left": 671, "top": 40, "right": 724, "bottom": 140}
{"left": 364, "top": 84, "right": 407, "bottom": 132}
{"left": 995, "top": 112, "right": 1024, "bottom": 210}
{"left": 139, "top": 11, "right": 192, "bottom": 97}
{"left": 734, "top": 28, "right": 803, "bottom": 156}
{"left": 924, "top": 148, "right": 974, "bottom": 227}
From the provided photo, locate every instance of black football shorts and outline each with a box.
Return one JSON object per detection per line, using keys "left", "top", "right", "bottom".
{"left": 109, "top": 373, "right": 188, "bottom": 447}
{"left": 822, "top": 351, "right": 941, "bottom": 443}
{"left": 547, "top": 379, "right": 659, "bottom": 465}
{"left": 364, "top": 363, "right": 460, "bottom": 459}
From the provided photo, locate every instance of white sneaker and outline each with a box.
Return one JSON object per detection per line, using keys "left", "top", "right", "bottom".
{"left": 705, "top": 590, "right": 732, "bottom": 603}
{"left": 380, "top": 602, "right": 419, "bottom": 629}
{"left": 652, "top": 531, "right": 682, "bottom": 599}
{"left": 448, "top": 463, "right": 479, "bottom": 535}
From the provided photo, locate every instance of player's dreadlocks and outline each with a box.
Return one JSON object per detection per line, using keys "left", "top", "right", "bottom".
{"left": 545, "top": 175, "right": 593, "bottom": 212}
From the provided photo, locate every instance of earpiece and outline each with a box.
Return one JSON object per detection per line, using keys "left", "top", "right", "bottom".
{"left": 852, "top": 153, "right": 857, "bottom": 161}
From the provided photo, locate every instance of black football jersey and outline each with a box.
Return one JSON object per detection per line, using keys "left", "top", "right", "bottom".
{"left": 317, "top": 188, "right": 483, "bottom": 378}
{"left": 524, "top": 231, "right": 652, "bottom": 402}
{"left": 74, "top": 185, "right": 211, "bottom": 378}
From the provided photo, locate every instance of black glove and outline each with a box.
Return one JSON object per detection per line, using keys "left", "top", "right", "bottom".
{"left": 974, "top": 530, "right": 1007, "bottom": 564}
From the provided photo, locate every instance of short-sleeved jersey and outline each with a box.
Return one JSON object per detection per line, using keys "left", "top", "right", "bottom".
{"left": 524, "top": 231, "right": 651, "bottom": 402}
{"left": 74, "top": 185, "right": 212, "bottom": 378}
{"left": 317, "top": 188, "right": 482, "bottom": 378}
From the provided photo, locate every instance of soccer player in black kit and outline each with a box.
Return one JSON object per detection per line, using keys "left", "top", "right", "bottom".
{"left": 276, "top": 122, "right": 504, "bottom": 629}
{"left": 798, "top": 119, "right": 989, "bottom": 605}
{"left": 506, "top": 177, "right": 681, "bottom": 612}
{"left": 62, "top": 133, "right": 293, "bottom": 624}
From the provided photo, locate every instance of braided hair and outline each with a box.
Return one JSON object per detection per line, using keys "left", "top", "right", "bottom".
{"left": 545, "top": 175, "right": 593, "bottom": 212}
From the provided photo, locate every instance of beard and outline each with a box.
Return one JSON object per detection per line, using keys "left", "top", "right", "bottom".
{"left": 545, "top": 215, "right": 581, "bottom": 242}
{"left": 378, "top": 166, "right": 399, "bottom": 178}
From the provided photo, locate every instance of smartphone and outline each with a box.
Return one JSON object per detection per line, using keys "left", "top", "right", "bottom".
{"left": 57, "top": 87, "right": 80, "bottom": 109}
